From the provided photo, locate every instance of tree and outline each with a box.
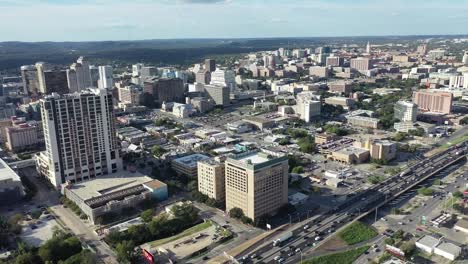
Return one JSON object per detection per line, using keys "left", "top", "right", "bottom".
{"left": 140, "top": 209, "right": 154, "bottom": 223}
{"left": 400, "top": 241, "right": 415, "bottom": 255}
{"left": 171, "top": 203, "right": 198, "bottom": 223}
{"left": 298, "top": 137, "right": 316, "bottom": 154}
{"left": 14, "top": 252, "right": 41, "bottom": 264}
{"left": 392, "top": 132, "right": 408, "bottom": 142}
{"left": 292, "top": 166, "right": 304, "bottom": 173}
{"left": 392, "top": 229, "right": 404, "bottom": 240}
{"left": 187, "top": 180, "right": 198, "bottom": 192}
{"left": 384, "top": 237, "right": 395, "bottom": 245}
{"left": 60, "top": 250, "right": 97, "bottom": 264}
{"left": 453, "top": 191, "right": 463, "bottom": 198}
{"left": 151, "top": 145, "right": 167, "bottom": 158}
{"left": 229, "top": 207, "right": 244, "bottom": 219}
{"left": 38, "top": 231, "right": 82, "bottom": 263}
{"left": 241, "top": 216, "right": 253, "bottom": 225}
{"left": 115, "top": 240, "right": 138, "bottom": 264}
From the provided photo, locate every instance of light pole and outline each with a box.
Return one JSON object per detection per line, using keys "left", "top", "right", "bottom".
{"left": 374, "top": 206, "right": 378, "bottom": 223}
{"left": 288, "top": 214, "right": 292, "bottom": 224}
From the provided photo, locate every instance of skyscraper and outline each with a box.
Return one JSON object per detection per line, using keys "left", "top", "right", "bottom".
{"left": 76, "top": 56, "right": 92, "bottom": 88}
{"left": 366, "top": 42, "right": 371, "bottom": 54}
{"left": 197, "top": 159, "right": 225, "bottom": 201}
{"left": 225, "top": 150, "right": 288, "bottom": 221}
{"left": 210, "top": 69, "right": 236, "bottom": 91}
{"left": 98, "top": 65, "right": 113, "bottom": 89}
{"left": 21, "top": 65, "right": 39, "bottom": 95}
{"left": 67, "top": 57, "right": 92, "bottom": 92}
{"left": 66, "top": 67, "right": 79, "bottom": 93}
{"left": 44, "top": 70, "right": 69, "bottom": 94}
{"left": 462, "top": 51, "right": 468, "bottom": 65}
{"left": 35, "top": 62, "right": 49, "bottom": 94}
{"left": 35, "top": 89, "right": 122, "bottom": 188}
{"left": 412, "top": 91, "right": 453, "bottom": 114}
{"left": 205, "top": 59, "right": 216, "bottom": 72}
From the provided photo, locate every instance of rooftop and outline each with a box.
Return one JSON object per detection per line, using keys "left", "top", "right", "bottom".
{"left": 227, "top": 149, "right": 287, "bottom": 170}
{"left": 416, "top": 235, "right": 440, "bottom": 247}
{"left": 435, "top": 242, "right": 461, "bottom": 255}
{"left": 335, "top": 147, "right": 369, "bottom": 155}
{"left": 172, "top": 153, "right": 210, "bottom": 168}
{"left": 0, "top": 158, "right": 21, "bottom": 182}
{"left": 66, "top": 171, "right": 153, "bottom": 201}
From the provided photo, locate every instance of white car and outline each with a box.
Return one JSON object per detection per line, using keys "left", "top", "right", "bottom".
{"left": 274, "top": 256, "right": 281, "bottom": 261}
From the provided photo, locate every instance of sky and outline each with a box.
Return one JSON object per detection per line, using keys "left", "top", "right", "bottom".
{"left": 1, "top": 0, "right": 468, "bottom": 42}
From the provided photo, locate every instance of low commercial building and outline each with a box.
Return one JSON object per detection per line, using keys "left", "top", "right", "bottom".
{"left": 454, "top": 218, "right": 468, "bottom": 234}
{"left": 434, "top": 242, "right": 461, "bottom": 261}
{"left": 226, "top": 121, "right": 253, "bottom": 134}
{"left": 309, "top": 66, "right": 330, "bottom": 78}
{"left": 197, "top": 159, "right": 225, "bottom": 201}
{"left": 347, "top": 115, "right": 380, "bottom": 129}
{"left": 171, "top": 153, "right": 210, "bottom": 177}
{"left": 329, "top": 147, "right": 369, "bottom": 164}
{"left": 393, "top": 121, "right": 436, "bottom": 134}
{"left": 315, "top": 133, "right": 338, "bottom": 144}
{"left": 5, "top": 122, "right": 41, "bottom": 152}
{"left": 328, "top": 81, "right": 353, "bottom": 95}
{"left": 242, "top": 116, "right": 275, "bottom": 131}
{"left": 415, "top": 235, "right": 440, "bottom": 254}
{"left": 325, "top": 96, "right": 354, "bottom": 109}
{"left": 354, "top": 138, "right": 397, "bottom": 161}
{"left": 117, "top": 126, "right": 150, "bottom": 144}
{"left": 63, "top": 172, "right": 167, "bottom": 224}
{"left": 0, "top": 157, "right": 25, "bottom": 206}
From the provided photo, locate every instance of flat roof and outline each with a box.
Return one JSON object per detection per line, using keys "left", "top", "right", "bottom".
{"left": 0, "top": 158, "right": 21, "bottom": 182}
{"left": 435, "top": 242, "right": 461, "bottom": 255}
{"left": 335, "top": 147, "right": 369, "bottom": 155}
{"left": 67, "top": 171, "right": 153, "bottom": 201}
{"left": 416, "top": 235, "right": 440, "bottom": 247}
{"left": 172, "top": 153, "right": 210, "bottom": 168}
{"left": 227, "top": 150, "right": 288, "bottom": 170}
{"left": 236, "top": 152, "right": 270, "bottom": 165}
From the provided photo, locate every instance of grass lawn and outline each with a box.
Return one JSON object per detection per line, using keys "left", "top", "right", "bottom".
{"left": 149, "top": 221, "right": 212, "bottom": 248}
{"left": 338, "top": 222, "right": 377, "bottom": 245}
{"left": 303, "top": 246, "right": 369, "bottom": 264}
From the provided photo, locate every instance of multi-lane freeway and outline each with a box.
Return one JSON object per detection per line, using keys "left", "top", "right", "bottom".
{"left": 238, "top": 142, "right": 468, "bottom": 264}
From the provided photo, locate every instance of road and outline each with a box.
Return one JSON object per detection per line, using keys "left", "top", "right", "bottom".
{"left": 236, "top": 142, "right": 468, "bottom": 264}
{"left": 18, "top": 167, "right": 118, "bottom": 264}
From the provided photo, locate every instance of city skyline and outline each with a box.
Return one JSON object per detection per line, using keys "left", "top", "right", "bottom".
{"left": 1, "top": 0, "right": 468, "bottom": 42}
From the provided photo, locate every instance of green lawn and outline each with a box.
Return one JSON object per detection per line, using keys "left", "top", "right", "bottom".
{"left": 303, "top": 246, "right": 370, "bottom": 264}
{"left": 149, "top": 221, "right": 212, "bottom": 248}
{"left": 338, "top": 222, "right": 377, "bottom": 245}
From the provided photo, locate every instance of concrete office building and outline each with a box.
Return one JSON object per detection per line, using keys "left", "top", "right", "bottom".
{"left": 354, "top": 138, "right": 397, "bottom": 161}
{"left": 325, "top": 96, "right": 354, "bottom": 109}
{"left": 412, "top": 91, "right": 453, "bottom": 114}
{"left": 191, "top": 97, "right": 215, "bottom": 113}
{"left": 143, "top": 77, "right": 185, "bottom": 105}
{"left": 210, "top": 69, "right": 236, "bottom": 91}
{"left": 462, "top": 51, "right": 468, "bottom": 65}
{"left": 197, "top": 159, "right": 225, "bottom": 201}
{"left": 35, "top": 62, "right": 49, "bottom": 94}
{"left": 132, "top": 63, "right": 144, "bottom": 77}
{"left": 196, "top": 70, "right": 211, "bottom": 84}
{"left": 328, "top": 81, "right": 353, "bottom": 95}
{"left": 0, "top": 157, "right": 25, "bottom": 206}
{"left": 326, "top": 56, "right": 344, "bottom": 67}
{"left": 171, "top": 153, "right": 210, "bottom": 177}
{"left": 225, "top": 150, "right": 288, "bottom": 221}
{"left": 350, "top": 57, "right": 375, "bottom": 71}
{"left": 5, "top": 123, "right": 40, "bottom": 152}
{"left": 296, "top": 92, "right": 321, "bottom": 123}
{"left": 21, "top": 65, "right": 39, "bottom": 94}
{"left": 309, "top": 66, "right": 330, "bottom": 78}
{"left": 67, "top": 57, "right": 92, "bottom": 92}
{"left": 394, "top": 101, "right": 417, "bottom": 122}
{"left": 204, "top": 84, "right": 230, "bottom": 106}
{"left": 205, "top": 59, "right": 216, "bottom": 72}
{"left": 98, "top": 66, "right": 113, "bottom": 89}
{"left": 140, "top": 66, "right": 158, "bottom": 78}
{"left": 118, "top": 84, "right": 143, "bottom": 105}
{"left": 347, "top": 115, "right": 379, "bottom": 129}
{"left": 36, "top": 89, "right": 122, "bottom": 188}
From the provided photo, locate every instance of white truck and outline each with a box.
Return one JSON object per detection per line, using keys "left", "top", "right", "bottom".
{"left": 273, "top": 231, "right": 293, "bottom": 247}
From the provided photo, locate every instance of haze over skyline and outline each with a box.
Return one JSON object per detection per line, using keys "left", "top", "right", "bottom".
{"left": 1, "top": 0, "right": 468, "bottom": 42}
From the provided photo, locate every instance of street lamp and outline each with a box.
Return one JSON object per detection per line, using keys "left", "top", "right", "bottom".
{"left": 298, "top": 248, "right": 303, "bottom": 264}
{"left": 288, "top": 214, "right": 292, "bottom": 224}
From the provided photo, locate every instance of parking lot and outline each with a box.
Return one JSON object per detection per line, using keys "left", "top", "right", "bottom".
{"left": 20, "top": 210, "right": 62, "bottom": 247}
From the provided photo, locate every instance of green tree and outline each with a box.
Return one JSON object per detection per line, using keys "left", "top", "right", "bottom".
{"left": 140, "top": 209, "right": 154, "bottom": 223}
{"left": 417, "top": 187, "right": 434, "bottom": 196}
{"left": 229, "top": 207, "right": 244, "bottom": 219}
{"left": 292, "top": 166, "right": 304, "bottom": 173}
{"left": 115, "top": 240, "right": 138, "bottom": 264}
{"left": 241, "top": 216, "right": 253, "bottom": 225}
{"left": 171, "top": 203, "right": 198, "bottom": 223}
{"left": 392, "top": 132, "right": 408, "bottom": 142}
{"left": 151, "top": 145, "right": 167, "bottom": 158}
{"left": 400, "top": 241, "right": 415, "bottom": 255}
{"left": 384, "top": 237, "right": 395, "bottom": 245}
{"left": 298, "top": 136, "right": 316, "bottom": 154}
{"left": 453, "top": 191, "right": 463, "bottom": 198}
{"left": 15, "top": 252, "right": 41, "bottom": 264}
{"left": 60, "top": 250, "right": 97, "bottom": 264}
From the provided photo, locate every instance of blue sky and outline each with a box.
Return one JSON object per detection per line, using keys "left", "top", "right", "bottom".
{"left": 1, "top": 0, "right": 468, "bottom": 41}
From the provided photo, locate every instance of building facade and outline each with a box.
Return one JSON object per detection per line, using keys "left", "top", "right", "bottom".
{"left": 225, "top": 150, "right": 288, "bottom": 221}
{"left": 36, "top": 89, "right": 122, "bottom": 188}
{"left": 197, "top": 159, "right": 225, "bottom": 201}
{"left": 394, "top": 101, "right": 418, "bottom": 122}
{"left": 412, "top": 91, "right": 452, "bottom": 114}
{"left": 204, "top": 84, "right": 230, "bottom": 106}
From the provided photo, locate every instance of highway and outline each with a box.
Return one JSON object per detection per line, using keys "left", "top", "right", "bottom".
{"left": 238, "top": 142, "right": 468, "bottom": 264}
